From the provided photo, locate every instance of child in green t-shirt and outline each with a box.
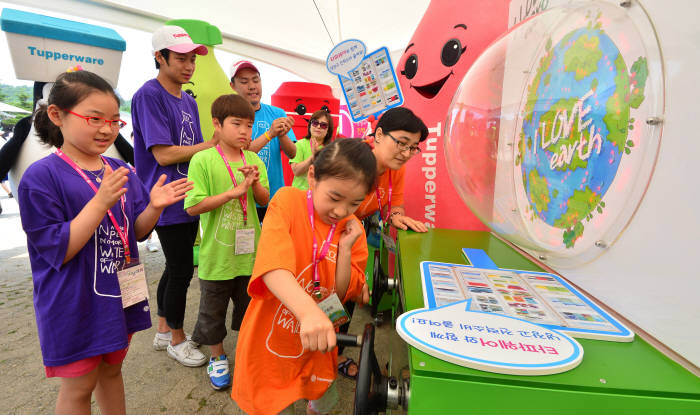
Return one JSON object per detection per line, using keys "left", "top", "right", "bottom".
{"left": 185, "top": 94, "right": 269, "bottom": 390}
{"left": 289, "top": 109, "right": 334, "bottom": 190}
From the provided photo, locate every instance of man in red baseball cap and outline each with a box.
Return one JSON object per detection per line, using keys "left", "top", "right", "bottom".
{"left": 229, "top": 60, "right": 296, "bottom": 222}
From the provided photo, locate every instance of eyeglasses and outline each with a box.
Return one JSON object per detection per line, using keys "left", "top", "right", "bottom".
{"left": 63, "top": 109, "right": 127, "bottom": 130}
{"left": 385, "top": 132, "right": 421, "bottom": 154}
{"left": 310, "top": 120, "right": 329, "bottom": 129}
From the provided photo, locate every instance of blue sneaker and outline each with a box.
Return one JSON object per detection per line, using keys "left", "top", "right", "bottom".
{"left": 207, "top": 355, "right": 231, "bottom": 390}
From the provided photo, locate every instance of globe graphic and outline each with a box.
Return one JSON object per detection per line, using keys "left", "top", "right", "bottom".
{"left": 518, "top": 26, "right": 647, "bottom": 247}
{"left": 444, "top": 4, "right": 655, "bottom": 265}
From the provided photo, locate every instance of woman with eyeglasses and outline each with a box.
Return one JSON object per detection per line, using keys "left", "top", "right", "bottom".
{"left": 336, "top": 107, "right": 429, "bottom": 381}
{"left": 289, "top": 110, "right": 334, "bottom": 190}
{"left": 355, "top": 106, "right": 430, "bottom": 233}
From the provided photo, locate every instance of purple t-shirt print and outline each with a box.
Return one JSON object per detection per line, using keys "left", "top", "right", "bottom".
{"left": 131, "top": 79, "right": 203, "bottom": 226}
{"left": 18, "top": 154, "right": 152, "bottom": 367}
{"left": 177, "top": 110, "right": 196, "bottom": 176}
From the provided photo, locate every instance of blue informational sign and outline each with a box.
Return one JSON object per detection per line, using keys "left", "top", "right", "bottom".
{"left": 396, "top": 299, "right": 584, "bottom": 375}
{"left": 419, "top": 249, "right": 634, "bottom": 342}
{"left": 326, "top": 40, "right": 404, "bottom": 122}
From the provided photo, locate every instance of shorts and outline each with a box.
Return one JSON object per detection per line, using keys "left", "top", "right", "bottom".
{"left": 45, "top": 334, "right": 133, "bottom": 378}
{"left": 278, "top": 381, "right": 338, "bottom": 415}
{"left": 191, "top": 276, "right": 252, "bottom": 345}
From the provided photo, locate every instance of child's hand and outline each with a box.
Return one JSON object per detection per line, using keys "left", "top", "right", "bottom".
{"left": 150, "top": 175, "right": 193, "bottom": 209}
{"left": 339, "top": 219, "right": 362, "bottom": 248}
{"left": 94, "top": 163, "right": 129, "bottom": 210}
{"left": 353, "top": 283, "right": 370, "bottom": 306}
{"left": 238, "top": 166, "right": 258, "bottom": 186}
{"left": 228, "top": 167, "right": 256, "bottom": 199}
{"left": 299, "top": 305, "right": 336, "bottom": 353}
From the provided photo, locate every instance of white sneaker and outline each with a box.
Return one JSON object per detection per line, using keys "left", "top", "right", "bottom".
{"left": 145, "top": 239, "right": 159, "bottom": 252}
{"left": 153, "top": 332, "right": 198, "bottom": 351}
{"left": 167, "top": 340, "right": 208, "bottom": 367}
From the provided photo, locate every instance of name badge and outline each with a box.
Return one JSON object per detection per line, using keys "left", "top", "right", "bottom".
{"left": 235, "top": 228, "right": 255, "bottom": 255}
{"left": 117, "top": 262, "right": 149, "bottom": 309}
{"left": 317, "top": 292, "right": 350, "bottom": 328}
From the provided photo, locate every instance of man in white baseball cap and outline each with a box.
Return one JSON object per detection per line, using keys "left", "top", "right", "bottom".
{"left": 130, "top": 25, "right": 216, "bottom": 368}
{"left": 229, "top": 60, "right": 296, "bottom": 222}
{"left": 151, "top": 25, "right": 208, "bottom": 56}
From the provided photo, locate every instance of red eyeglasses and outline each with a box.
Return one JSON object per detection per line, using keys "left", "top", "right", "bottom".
{"left": 63, "top": 109, "right": 127, "bottom": 130}
{"left": 310, "top": 120, "right": 329, "bottom": 129}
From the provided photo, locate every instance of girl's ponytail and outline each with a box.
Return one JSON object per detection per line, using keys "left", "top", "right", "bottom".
{"left": 33, "top": 100, "right": 64, "bottom": 147}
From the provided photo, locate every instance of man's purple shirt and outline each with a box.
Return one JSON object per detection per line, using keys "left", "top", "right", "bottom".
{"left": 131, "top": 79, "right": 203, "bottom": 226}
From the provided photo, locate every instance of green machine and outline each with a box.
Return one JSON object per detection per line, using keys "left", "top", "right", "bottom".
{"left": 347, "top": 229, "right": 700, "bottom": 414}
{"left": 344, "top": 1, "right": 700, "bottom": 412}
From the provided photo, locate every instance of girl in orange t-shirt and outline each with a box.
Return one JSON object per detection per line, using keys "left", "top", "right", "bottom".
{"left": 336, "top": 108, "right": 432, "bottom": 378}
{"left": 355, "top": 107, "right": 430, "bottom": 232}
{"left": 231, "top": 138, "right": 377, "bottom": 415}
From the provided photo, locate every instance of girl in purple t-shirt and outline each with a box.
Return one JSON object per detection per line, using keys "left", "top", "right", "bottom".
{"left": 18, "top": 71, "right": 193, "bottom": 415}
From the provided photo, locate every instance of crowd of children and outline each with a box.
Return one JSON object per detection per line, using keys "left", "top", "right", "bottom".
{"left": 17, "top": 25, "right": 428, "bottom": 415}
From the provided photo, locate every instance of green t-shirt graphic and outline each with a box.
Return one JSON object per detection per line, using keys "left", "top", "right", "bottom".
{"left": 185, "top": 147, "right": 269, "bottom": 280}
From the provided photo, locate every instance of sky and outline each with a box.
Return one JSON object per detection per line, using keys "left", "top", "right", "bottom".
{"left": 0, "top": 1, "right": 306, "bottom": 103}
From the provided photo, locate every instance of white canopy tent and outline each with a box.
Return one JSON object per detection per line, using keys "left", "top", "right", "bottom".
{"left": 6, "top": 0, "right": 430, "bottom": 87}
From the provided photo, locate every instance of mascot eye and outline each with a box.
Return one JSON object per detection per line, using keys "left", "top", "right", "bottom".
{"left": 184, "top": 89, "right": 197, "bottom": 99}
{"left": 441, "top": 38, "right": 465, "bottom": 67}
{"left": 401, "top": 54, "right": 418, "bottom": 80}
{"left": 295, "top": 104, "right": 306, "bottom": 115}
{"left": 320, "top": 105, "right": 330, "bottom": 112}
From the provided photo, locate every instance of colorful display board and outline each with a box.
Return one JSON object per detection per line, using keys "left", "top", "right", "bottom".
{"left": 420, "top": 259, "right": 633, "bottom": 342}
{"left": 339, "top": 47, "right": 402, "bottom": 122}
{"left": 326, "top": 39, "right": 403, "bottom": 122}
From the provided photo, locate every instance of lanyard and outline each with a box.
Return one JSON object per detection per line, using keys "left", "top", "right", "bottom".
{"left": 54, "top": 149, "right": 131, "bottom": 264}
{"left": 216, "top": 145, "right": 249, "bottom": 224}
{"left": 376, "top": 170, "right": 393, "bottom": 224}
{"left": 306, "top": 189, "right": 336, "bottom": 299}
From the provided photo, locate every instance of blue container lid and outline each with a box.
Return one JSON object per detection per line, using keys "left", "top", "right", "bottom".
{"left": 0, "top": 8, "right": 126, "bottom": 51}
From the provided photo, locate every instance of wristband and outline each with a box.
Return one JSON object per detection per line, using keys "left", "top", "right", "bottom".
{"left": 264, "top": 131, "right": 272, "bottom": 141}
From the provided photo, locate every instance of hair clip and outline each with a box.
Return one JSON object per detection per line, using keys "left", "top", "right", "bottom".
{"left": 66, "top": 65, "right": 84, "bottom": 73}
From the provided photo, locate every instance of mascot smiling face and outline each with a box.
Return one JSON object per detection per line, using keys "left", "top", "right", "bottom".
{"left": 398, "top": 0, "right": 509, "bottom": 116}
{"left": 399, "top": 22, "right": 469, "bottom": 106}
{"left": 396, "top": 0, "right": 509, "bottom": 230}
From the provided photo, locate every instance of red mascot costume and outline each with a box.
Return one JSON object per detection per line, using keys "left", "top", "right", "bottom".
{"left": 272, "top": 82, "right": 340, "bottom": 185}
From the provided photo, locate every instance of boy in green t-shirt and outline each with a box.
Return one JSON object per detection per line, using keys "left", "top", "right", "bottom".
{"left": 185, "top": 94, "right": 269, "bottom": 390}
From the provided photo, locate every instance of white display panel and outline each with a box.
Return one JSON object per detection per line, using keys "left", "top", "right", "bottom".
{"left": 444, "top": 0, "right": 700, "bottom": 367}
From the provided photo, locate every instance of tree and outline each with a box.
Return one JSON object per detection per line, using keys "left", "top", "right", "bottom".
{"left": 15, "top": 92, "right": 31, "bottom": 111}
